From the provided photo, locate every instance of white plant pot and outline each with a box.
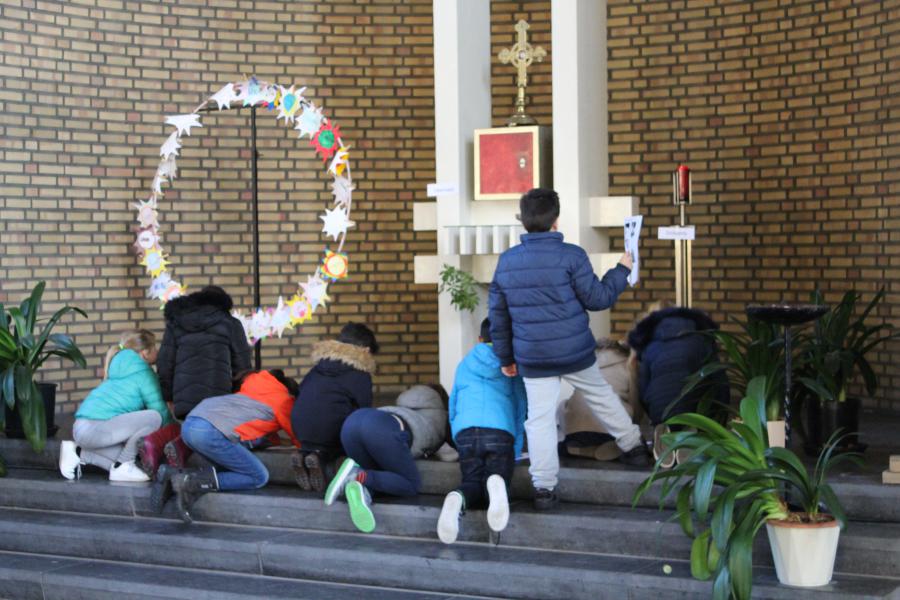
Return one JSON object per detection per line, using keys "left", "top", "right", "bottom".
{"left": 766, "top": 517, "right": 840, "bottom": 587}
{"left": 767, "top": 420, "right": 786, "bottom": 448}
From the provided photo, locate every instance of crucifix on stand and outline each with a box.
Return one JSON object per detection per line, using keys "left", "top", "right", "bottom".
{"left": 498, "top": 19, "right": 547, "bottom": 127}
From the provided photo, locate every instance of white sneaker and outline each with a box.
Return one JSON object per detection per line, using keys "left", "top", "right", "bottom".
{"left": 58, "top": 441, "right": 83, "bottom": 480}
{"left": 109, "top": 461, "right": 151, "bottom": 483}
{"left": 437, "top": 491, "right": 464, "bottom": 544}
{"left": 486, "top": 474, "right": 509, "bottom": 533}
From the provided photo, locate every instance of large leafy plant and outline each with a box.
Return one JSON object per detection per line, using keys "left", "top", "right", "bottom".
{"left": 0, "top": 282, "right": 86, "bottom": 465}
{"left": 796, "top": 288, "right": 897, "bottom": 404}
{"left": 679, "top": 316, "right": 785, "bottom": 421}
{"left": 438, "top": 264, "right": 481, "bottom": 312}
{"left": 634, "top": 376, "right": 857, "bottom": 600}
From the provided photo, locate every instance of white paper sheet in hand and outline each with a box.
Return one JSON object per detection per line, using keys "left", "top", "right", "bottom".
{"left": 624, "top": 215, "right": 643, "bottom": 286}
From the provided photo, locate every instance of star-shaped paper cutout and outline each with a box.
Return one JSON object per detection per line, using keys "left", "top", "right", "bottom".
{"left": 321, "top": 250, "right": 349, "bottom": 281}
{"left": 276, "top": 85, "right": 306, "bottom": 124}
{"left": 134, "top": 197, "right": 160, "bottom": 229}
{"left": 160, "top": 131, "right": 181, "bottom": 159}
{"left": 300, "top": 273, "right": 330, "bottom": 310}
{"left": 231, "top": 310, "right": 253, "bottom": 344}
{"left": 270, "top": 297, "right": 293, "bottom": 338}
{"left": 151, "top": 173, "right": 165, "bottom": 195}
{"left": 311, "top": 121, "right": 342, "bottom": 162}
{"left": 154, "top": 157, "right": 177, "bottom": 193}
{"left": 135, "top": 228, "right": 160, "bottom": 253}
{"left": 327, "top": 145, "right": 350, "bottom": 176}
{"left": 165, "top": 113, "right": 202, "bottom": 137}
{"left": 320, "top": 206, "right": 353, "bottom": 241}
{"left": 295, "top": 103, "right": 324, "bottom": 139}
{"left": 148, "top": 272, "right": 173, "bottom": 299}
{"left": 141, "top": 248, "right": 169, "bottom": 277}
{"left": 243, "top": 78, "right": 265, "bottom": 107}
{"left": 160, "top": 279, "right": 185, "bottom": 302}
{"left": 248, "top": 308, "right": 272, "bottom": 343}
{"left": 210, "top": 83, "right": 239, "bottom": 110}
{"left": 286, "top": 294, "right": 313, "bottom": 326}
{"left": 331, "top": 175, "right": 354, "bottom": 207}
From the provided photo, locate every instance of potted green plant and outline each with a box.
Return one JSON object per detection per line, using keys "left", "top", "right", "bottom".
{"left": 0, "top": 281, "right": 87, "bottom": 467}
{"left": 679, "top": 316, "right": 787, "bottom": 445}
{"left": 438, "top": 264, "right": 482, "bottom": 312}
{"left": 796, "top": 288, "right": 898, "bottom": 453}
{"left": 634, "top": 376, "right": 858, "bottom": 599}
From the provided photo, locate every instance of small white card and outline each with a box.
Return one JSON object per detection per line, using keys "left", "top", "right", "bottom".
{"left": 658, "top": 225, "right": 696, "bottom": 240}
{"left": 624, "top": 215, "right": 643, "bottom": 287}
{"left": 426, "top": 182, "right": 459, "bottom": 197}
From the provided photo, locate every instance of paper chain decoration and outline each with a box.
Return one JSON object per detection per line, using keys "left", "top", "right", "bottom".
{"left": 136, "top": 77, "right": 355, "bottom": 345}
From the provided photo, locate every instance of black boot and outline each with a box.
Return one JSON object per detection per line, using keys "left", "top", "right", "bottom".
{"left": 150, "top": 464, "right": 177, "bottom": 515}
{"left": 617, "top": 440, "right": 653, "bottom": 468}
{"left": 172, "top": 466, "right": 218, "bottom": 523}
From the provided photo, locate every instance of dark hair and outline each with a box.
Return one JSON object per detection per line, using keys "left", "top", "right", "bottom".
{"left": 519, "top": 188, "right": 560, "bottom": 233}
{"left": 480, "top": 317, "right": 491, "bottom": 343}
{"left": 232, "top": 369, "right": 299, "bottom": 397}
{"left": 338, "top": 322, "right": 379, "bottom": 354}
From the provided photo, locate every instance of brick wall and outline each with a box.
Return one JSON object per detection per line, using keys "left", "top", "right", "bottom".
{"left": 0, "top": 0, "right": 439, "bottom": 414}
{"left": 605, "top": 0, "right": 900, "bottom": 410}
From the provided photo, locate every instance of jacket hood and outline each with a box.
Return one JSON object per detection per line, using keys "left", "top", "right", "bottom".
{"left": 108, "top": 349, "right": 149, "bottom": 380}
{"left": 595, "top": 347, "right": 629, "bottom": 369}
{"left": 395, "top": 384, "right": 445, "bottom": 411}
{"left": 382, "top": 385, "right": 448, "bottom": 457}
{"left": 238, "top": 371, "right": 292, "bottom": 406}
{"left": 164, "top": 288, "right": 235, "bottom": 332}
{"left": 464, "top": 343, "right": 502, "bottom": 378}
{"left": 311, "top": 340, "right": 376, "bottom": 375}
{"left": 627, "top": 307, "right": 719, "bottom": 352}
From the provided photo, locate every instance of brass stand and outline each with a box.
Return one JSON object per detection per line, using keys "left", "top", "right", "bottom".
{"left": 673, "top": 171, "right": 693, "bottom": 307}
{"left": 498, "top": 20, "right": 546, "bottom": 127}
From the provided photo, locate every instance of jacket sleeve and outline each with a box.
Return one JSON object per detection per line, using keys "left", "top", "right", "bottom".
{"left": 229, "top": 318, "right": 252, "bottom": 376}
{"left": 488, "top": 272, "right": 514, "bottom": 366}
{"left": 571, "top": 253, "right": 630, "bottom": 312}
{"left": 512, "top": 375, "right": 528, "bottom": 459}
{"left": 156, "top": 321, "right": 176, "bottom": 405}
{"left": 139, "top": 366, "right": 173, "bottom": 426}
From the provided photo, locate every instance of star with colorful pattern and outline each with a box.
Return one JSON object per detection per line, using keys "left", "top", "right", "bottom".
{"left": 311, "top": 121, "right": 341, "bottom": 161}
{"left": 286, "top": 294, "right": 313, "bottom": 326}
{"left": 141, "top": 248, "right": 170, "bottom": 277}
{"left": 321, "top": 250, "right": 349, "bottom": 281}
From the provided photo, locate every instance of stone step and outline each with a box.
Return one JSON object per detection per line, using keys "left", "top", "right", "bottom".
{"left": 1, "top": 469, "right": 898, "bottom": 579}
{"left": 0, "top": 549, "right": 490, "bottom": 600}
{"left": 5, "top": 437, "right": 898, "bottom": 522}
{"left": 0, "top": 508, "right": 896, "bottom": 600}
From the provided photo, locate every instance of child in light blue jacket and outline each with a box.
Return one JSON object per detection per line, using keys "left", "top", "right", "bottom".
{"left": 437, "top": 318, "right": 527, "bottom": 544}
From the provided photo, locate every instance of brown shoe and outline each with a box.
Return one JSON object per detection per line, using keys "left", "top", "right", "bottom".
{"left": 305, "top": 451, "right": 326, "bottom": 492}
{"left": 291, "top": 451, "right": 312, "bottom": 491}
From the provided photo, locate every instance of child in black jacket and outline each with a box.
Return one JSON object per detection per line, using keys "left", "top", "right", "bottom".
{"left": 290, "top": 323, "right": 378, "bottom": 492}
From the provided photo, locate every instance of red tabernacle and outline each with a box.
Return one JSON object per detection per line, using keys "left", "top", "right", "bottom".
{"left": 478, "top": 131, "right": 535, "bottom": 195}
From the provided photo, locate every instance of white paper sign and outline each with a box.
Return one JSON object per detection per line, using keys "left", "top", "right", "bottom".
{"left": 658, "top": 226, "right": 696, "bottom": 240}
{"left": 624, "top": 215, "right": 643, "bottom": 287}
{"left": 426, "top": 182, "right": 459, "bottom": 197}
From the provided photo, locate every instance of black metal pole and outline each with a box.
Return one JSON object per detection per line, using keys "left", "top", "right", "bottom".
{"left": 783, "top": 326, "right": 792, "bottom": 449}
{"left": 251, "top": 105, "right": 261, "bottom": 370}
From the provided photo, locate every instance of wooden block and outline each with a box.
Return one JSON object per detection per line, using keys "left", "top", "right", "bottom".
{"left": 413, "top": 255, "right": 440, "bottom": 285}
{"left": 413, "top": 202, "right": 437, "bottom": 231}
{"left": 883, "top": 470, "right": 900, "bottom": 485}
{"left": 890, "top": 455, "right": 900, "bottom": 472}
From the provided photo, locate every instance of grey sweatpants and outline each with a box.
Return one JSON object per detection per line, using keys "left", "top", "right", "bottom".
{"left": 73, "top": 410, "right": 162, "bottom": 471}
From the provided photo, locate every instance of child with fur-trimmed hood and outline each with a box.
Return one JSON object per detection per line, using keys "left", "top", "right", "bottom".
{"left": 290, "top": 323, "right": 378, "bottom": 492}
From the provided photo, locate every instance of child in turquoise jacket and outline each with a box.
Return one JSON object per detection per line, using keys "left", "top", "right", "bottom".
{"left": 59, "top": 329, "right": 173, "bottom": 483}
{"left": 437, "top": 318, "right": 527, "bottom": 544}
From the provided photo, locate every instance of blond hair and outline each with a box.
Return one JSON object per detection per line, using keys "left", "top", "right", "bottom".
{"left": 104, "top": 329, "right": 156, "bottom": 378}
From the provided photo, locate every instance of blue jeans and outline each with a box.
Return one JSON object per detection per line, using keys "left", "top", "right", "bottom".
{"left": 180, "top": 416, "right": 269, "bottom": 491}
{"left": 455, "top": 427, "right": 515, "bottom": 508}
{"left": 340, "top": 408, "right": 421, "bottom": 497}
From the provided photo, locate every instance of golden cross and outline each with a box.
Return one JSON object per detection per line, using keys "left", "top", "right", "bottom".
{"left": 498, "top": 19, "right": 547, "bottom": 126}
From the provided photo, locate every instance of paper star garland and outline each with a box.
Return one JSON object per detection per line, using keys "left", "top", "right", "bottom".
{"left": 165, "top": 113, "right": 202, "bottom": 137}
{"left": 327, "top": 146, "right": 350, "bottom": 176}
{"left": 160, "top": 280, "right": 185, "bottom": 302}
{"left": 321, "top": 250, "right": 349, "bottom": 280}
{"left": 295, "top": 103, "right": 324, "bottom": 139}
{"left": 270, "top": 297, "right": 292, "bottom": 338}
{"left": 286, "top": 294, "right": 313, "bottom": 326}
{"left": 135, "top": 197, "right": 160, "bottom": 229}
{"left": 135, "top": 228, "right": 160, "bottom": 253}
{"left": 311, "top": 121, "right": 342, "bottom": 161}
{"left": 277, "top": 85, "right": 306, "bottom": 123}
{"left": 243, "top": 78, "right": 264, "bottom": 106}
{"left": 248, "top": 308, "right": 272, "bottom": 343}
{"left": 300, "top": 273, "right": 331, "bottom": 310}
{"left": 320, "top": 206, "right": 353, "bottom": 241}
{"left": 210, "top": 83, "right": 239, "bottom": 110}
{"left": 160, "top": 131, "right": 182, "bottom": 159}
{"left": 148, "top": 273, "right": 173, "bottom": 299}
{"left": 232, "top": 310, "right": 253, "bottom": 343}
{"left": 141, "top": 248, "right": 169, "bottom": 277}
{"left": 331, "top": 176, "right": 354, "bottom": 207}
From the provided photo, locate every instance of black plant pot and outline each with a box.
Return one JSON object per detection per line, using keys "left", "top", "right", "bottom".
{"left": 4, "top": 382, "right": 59, "bottom": 439}
{"left": 803, "top": 396, "right": 864, "bottom": 456}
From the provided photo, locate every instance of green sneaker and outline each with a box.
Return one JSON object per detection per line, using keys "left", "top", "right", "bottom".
{"left": 345, "top": 480, "right": 376, "bottom": 533}
{"left": 324, "top": 457, "right": 359, "bottom": 506}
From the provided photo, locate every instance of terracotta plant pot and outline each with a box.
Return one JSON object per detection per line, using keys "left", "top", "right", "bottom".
{"left": 766, "top": 515, "right": 840, "bottom": 587}
{"left": 766, "top": 420, "right": 786, "bottom": 448}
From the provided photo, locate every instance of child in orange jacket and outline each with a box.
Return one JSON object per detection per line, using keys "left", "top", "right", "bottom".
{"left": 152, "top": 369, "right": 299, "bottom": 522}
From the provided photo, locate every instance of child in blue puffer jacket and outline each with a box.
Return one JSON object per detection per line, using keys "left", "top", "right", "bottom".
{"left": 58, "top": 329, "right": 173, "bottom": 483}
{"left": 437, "top": 318, "right": 527, "bottom": 544}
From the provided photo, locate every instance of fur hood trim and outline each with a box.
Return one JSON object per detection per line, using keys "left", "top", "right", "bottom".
{"left": 312, "top": 340, "right": 376, "bottom": 374}
{"left": 164, "top": 287, "right": 234, "bottom": 319}
{"left": 627, "top": 306, "right": 719, "bottom": 351}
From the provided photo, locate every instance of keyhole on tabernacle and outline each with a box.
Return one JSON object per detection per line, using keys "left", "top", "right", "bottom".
{"left": 519, "top": 157, "right": 526, "bottom": 169}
